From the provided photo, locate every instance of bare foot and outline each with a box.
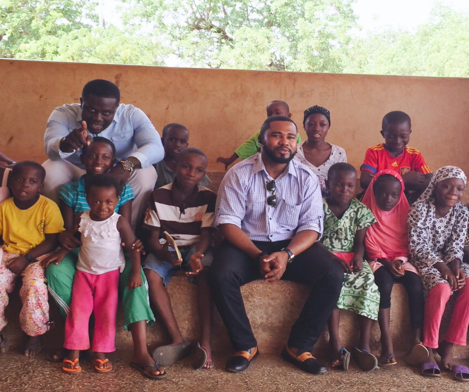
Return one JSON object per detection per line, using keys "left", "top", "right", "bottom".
{"left": 437, "top": 340, "right": 455, "bottom": 370}
{"left": 24, "top": 335, "right": 42, "bottom": 357}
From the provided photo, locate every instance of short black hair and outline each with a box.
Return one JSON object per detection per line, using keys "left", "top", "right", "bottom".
{"left": 85, "top": 174, "right": 122, "bottom": 197}
{"left": 382, "top": 111, "right": 411, "bottom": 130}
{"left": 177, "top": 148, "right": 207, "bottom": 164}
{"left": 267, "top": 100, "right": 290, "bottom": 112}
{"left": 373, "top": 174, "right": 402, "bottom": 193}
{"left": 327, "top": 162, "right": 356, "bottom": 181}
{"left": 81, "top": 136, "right": 116, "bottom": 158}
{"left": 162, "top": 123, "right": 189, "bottom": 140}
{"left": 259, "top": 116, "right": 297, "bottom": 137}
{"left": 82, "top": 79, "right": 120, "bottom": 104}
{"left": 11, "top": 161, "right": 46, "bottom": 182}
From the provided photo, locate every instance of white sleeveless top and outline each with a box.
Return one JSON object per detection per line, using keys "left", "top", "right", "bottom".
{"left": 77, "top": 211, "right": 125, "bottom": 275}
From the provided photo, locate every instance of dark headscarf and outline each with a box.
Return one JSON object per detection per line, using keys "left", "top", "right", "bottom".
{"left": 303, "top": 105, "right": 331, "bottom": 126}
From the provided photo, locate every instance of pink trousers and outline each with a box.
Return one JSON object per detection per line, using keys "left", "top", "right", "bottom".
{"left": 64, "top": 269, "right": 119, "bottom": 353}
{"left": 423, "top": 279, "right": 469, "bottom": 349}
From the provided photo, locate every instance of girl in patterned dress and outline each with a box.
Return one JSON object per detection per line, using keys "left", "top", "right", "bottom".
{"left": 408, "top": 166, "right": 469, "bottom": 380}
{"left": 320, "top": 163, "right": 380, "bottom": 371}
{"left": 363, "top": 170, "right": 426, "bottom": 367}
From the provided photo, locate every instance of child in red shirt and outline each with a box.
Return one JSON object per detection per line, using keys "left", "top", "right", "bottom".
{"left": 360, "top": 111, "right": 432, "bottom": 199}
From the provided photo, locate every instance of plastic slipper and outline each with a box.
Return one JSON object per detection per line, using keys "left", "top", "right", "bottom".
{"left": 331, "top": 347, "right": 350, "bottom": 371}
{"left": 192, "top": 343, "right": 213, "bottom": 370}
{"left": 93, "top": 358, "right": 113, "bottom": 373}
{"left": 130, "top": 362, "right": 167, "bottom": 380}
{"left": 352, "top": 347, "right": 378, "bottom": 372}
{"left": 62, "top": 358, "right": 82, "bottom": 374}
{"left": 419, "top": 362, "right": 441, "bottom": 377}
{"left": 452, "top": 365, "right": 469, "bottom": 382}
{"left": 404, "top": 343, "right": 429, "bottom": 366}
{"left": 380, "top": 354, "right": 397, "bottom": 366}
{"left": 153, "top": 341, "right": 192, "bottom": 367}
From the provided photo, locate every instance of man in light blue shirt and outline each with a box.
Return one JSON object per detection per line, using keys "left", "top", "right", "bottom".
{"left": 211, "top": 115, "right": 344, "bottom": 375}
{"left": 43, "top": 79, "right": 164, "bottom": 229}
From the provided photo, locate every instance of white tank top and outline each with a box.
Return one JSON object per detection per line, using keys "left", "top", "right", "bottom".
{"left": 77, "top": 211, "right": 125, "bottom": 275}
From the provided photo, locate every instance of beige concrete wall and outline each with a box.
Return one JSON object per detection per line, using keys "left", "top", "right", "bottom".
{"left": 2, "top": 59, "right": 469, "bottom": 174}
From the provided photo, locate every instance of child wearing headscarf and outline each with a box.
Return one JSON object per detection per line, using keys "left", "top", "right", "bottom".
{"left": 408, "top": 166, "right": 469, "bottom": 381}
{"left": 363, "top": 170, "right": 426, "bottom": 367}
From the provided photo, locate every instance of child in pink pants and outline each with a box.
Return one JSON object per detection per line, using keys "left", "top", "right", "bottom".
{"left": 62, "top": 174, "right": 142, "bottom": 374}
{"left": 408, "top": 166, "right": 469, "bottom": 382}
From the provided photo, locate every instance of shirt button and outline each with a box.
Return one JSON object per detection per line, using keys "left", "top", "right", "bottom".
{"left": 270, "top": 235, "right": 273, "bottom": 237}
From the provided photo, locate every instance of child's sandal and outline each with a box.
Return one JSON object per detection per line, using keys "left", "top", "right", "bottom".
{"left": 380, "top": 354, "right": 397, "bottom": 366}
{"left": 331, "top": 347, "right": 350, "bottom": 371}
{"left": 93, "top": 358, "right": 113, "bottom": 373}
{"left": 62, "top": 358, "right": 82, "bottom": 374}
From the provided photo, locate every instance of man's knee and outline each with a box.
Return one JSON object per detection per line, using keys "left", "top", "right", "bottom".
{"left": 130, "top": 166, "right": 157, "bottom": 193}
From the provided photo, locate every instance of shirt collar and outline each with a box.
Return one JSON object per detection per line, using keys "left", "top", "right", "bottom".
{"left": 170, "top": 177, "right": 200, "bottom": 210}
{"left": 252, "top": 152, "right": 299, "bottom": 180}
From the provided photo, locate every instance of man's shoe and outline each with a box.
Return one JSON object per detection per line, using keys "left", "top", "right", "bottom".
{"left": 281, "top": 346, "right": 327, "bottom": 375}
{"left": 226, "top": 347, "right": 259, "bottom": 373}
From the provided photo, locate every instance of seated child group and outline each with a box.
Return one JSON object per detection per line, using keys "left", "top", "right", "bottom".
{"left": 1, "top": 79, "right": 469, "bottom": 383}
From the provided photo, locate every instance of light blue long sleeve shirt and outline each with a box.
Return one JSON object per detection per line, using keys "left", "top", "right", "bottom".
{"left": 216, "top": 153, "right": 323, "bottom": 242}
{"left": 44, "top": 103, "right": 164, "bottom": 169}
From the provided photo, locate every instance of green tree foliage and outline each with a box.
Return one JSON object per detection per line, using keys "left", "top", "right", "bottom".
{"left": 122, "top": 0, "right": 357, "bottom": 71}
{"left": 344, "top": 5, "right": 469, "bottom": 77}
{"left": 1, "top": 1, "right": 469, "bottom": 77}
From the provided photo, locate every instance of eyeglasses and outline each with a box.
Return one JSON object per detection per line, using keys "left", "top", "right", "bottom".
{"left": 266, "top": 180, "right": 277, "bottom": 207}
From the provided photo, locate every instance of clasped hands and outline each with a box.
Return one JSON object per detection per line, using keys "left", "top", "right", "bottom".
{"left": 259, "top": 251, "right": 288, "bottom": 283}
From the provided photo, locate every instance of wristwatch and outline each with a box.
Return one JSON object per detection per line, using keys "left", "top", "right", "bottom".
{"left": 281, "top": 247, "right": 295, "bottom": 263}
{"left": 120, "top": 159, "right": 135, "bottom": 173}
{"left": 24, "top": 254, "right": 37, "bottom": 263}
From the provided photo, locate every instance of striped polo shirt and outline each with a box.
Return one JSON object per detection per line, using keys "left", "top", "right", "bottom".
{"left": 143, "top": 180, "right": 217, "bottom": 247}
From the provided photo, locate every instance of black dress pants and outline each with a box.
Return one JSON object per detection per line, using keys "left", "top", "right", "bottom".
{"left": 210, "top": 240, "right": 344, "bottom": 353}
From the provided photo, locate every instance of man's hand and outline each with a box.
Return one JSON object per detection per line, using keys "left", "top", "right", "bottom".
{"left": 260, "top": 251, "right": 288, "bottom": 283}
{"left": 331, "top": 254, "right": 352, "bottom": 274}
{"left": 351, "top": 255, "right": 363, "bottom": 273}
{"left": 434, "top": 262, "right": 458, "bottom": 291}
{"left": 41, "top": 248, "right": 69, "bottom": 268}
{"left": 127, "top": 271, "right": 143, "bottom": 290}
{"left": 186, "top": 253, "right": 204, "bottom": 276}
{"left": 108, "top": 162, "right": 132, "bottom": 186}
{"left": 402, "top": 171, "right": 426, "bottom": 188}
{"left": 380, "top": 258, "right": 405, "bottom": 278}
{"left": 157, "top": 241, "right": 182, "bottom": 266}
{"left": 60, "top": 121, "right": 92, "bottom": 152}
{"left": 59, "top": 230, "right": 81, "bottom": 251}
{"left": 7, "top": 256, "right": 29, "bottom": 275}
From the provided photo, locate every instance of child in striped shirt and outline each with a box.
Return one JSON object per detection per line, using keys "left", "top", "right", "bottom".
{"left": 143, "top": 148, "right": 217, "bottom": 371}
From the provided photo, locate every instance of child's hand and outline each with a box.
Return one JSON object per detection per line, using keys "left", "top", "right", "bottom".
{"left": 393, "top": 259, "right": 405, "bottom": 273}
{"left": 351, "top": 256, "right": 363, "bottom": 273}
{"left": 122, "top": 238, "right": 146, "bottom": 255}
{"left": 186, "top": 253, "right": 204, "bottom": 276}
{"left": 41, "top": 248, "right": 69, "bottom": 268}
{"left": 331, "top": 254, "right": 352, "bottom": 274}
{"left": 127, "top": 271, "right": 143, "bottom": 290}
{"left": 158, "top": 241, "right": 182, "bottom": 266}
{"left": 7, "top": 256, "right": 29, "bottom": 275}
{"left": 434, "top": 262, "right": 458, "bottom": 291}
{"left": 402, "top": 171, "right": 425, "bottom": 187}
{"left": 381, "top": 258, "right": 404, "bottom": 278}
{"left": 455, "top": 270, "right": 466, "bottom": 291}
{"left": 59, "top": 230, "right": 81, "bottom": 251}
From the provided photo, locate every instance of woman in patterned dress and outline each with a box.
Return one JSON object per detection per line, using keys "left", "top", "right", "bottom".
{"left": 408, "top": 166, "right": 469, "bottom": 380}
{"left": 320, "top": 163, "right": 380, "bottom": 371}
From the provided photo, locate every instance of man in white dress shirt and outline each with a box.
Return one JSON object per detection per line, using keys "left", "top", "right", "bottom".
{"left": 43, "top": 79, "right": 164, "bottom": 229}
